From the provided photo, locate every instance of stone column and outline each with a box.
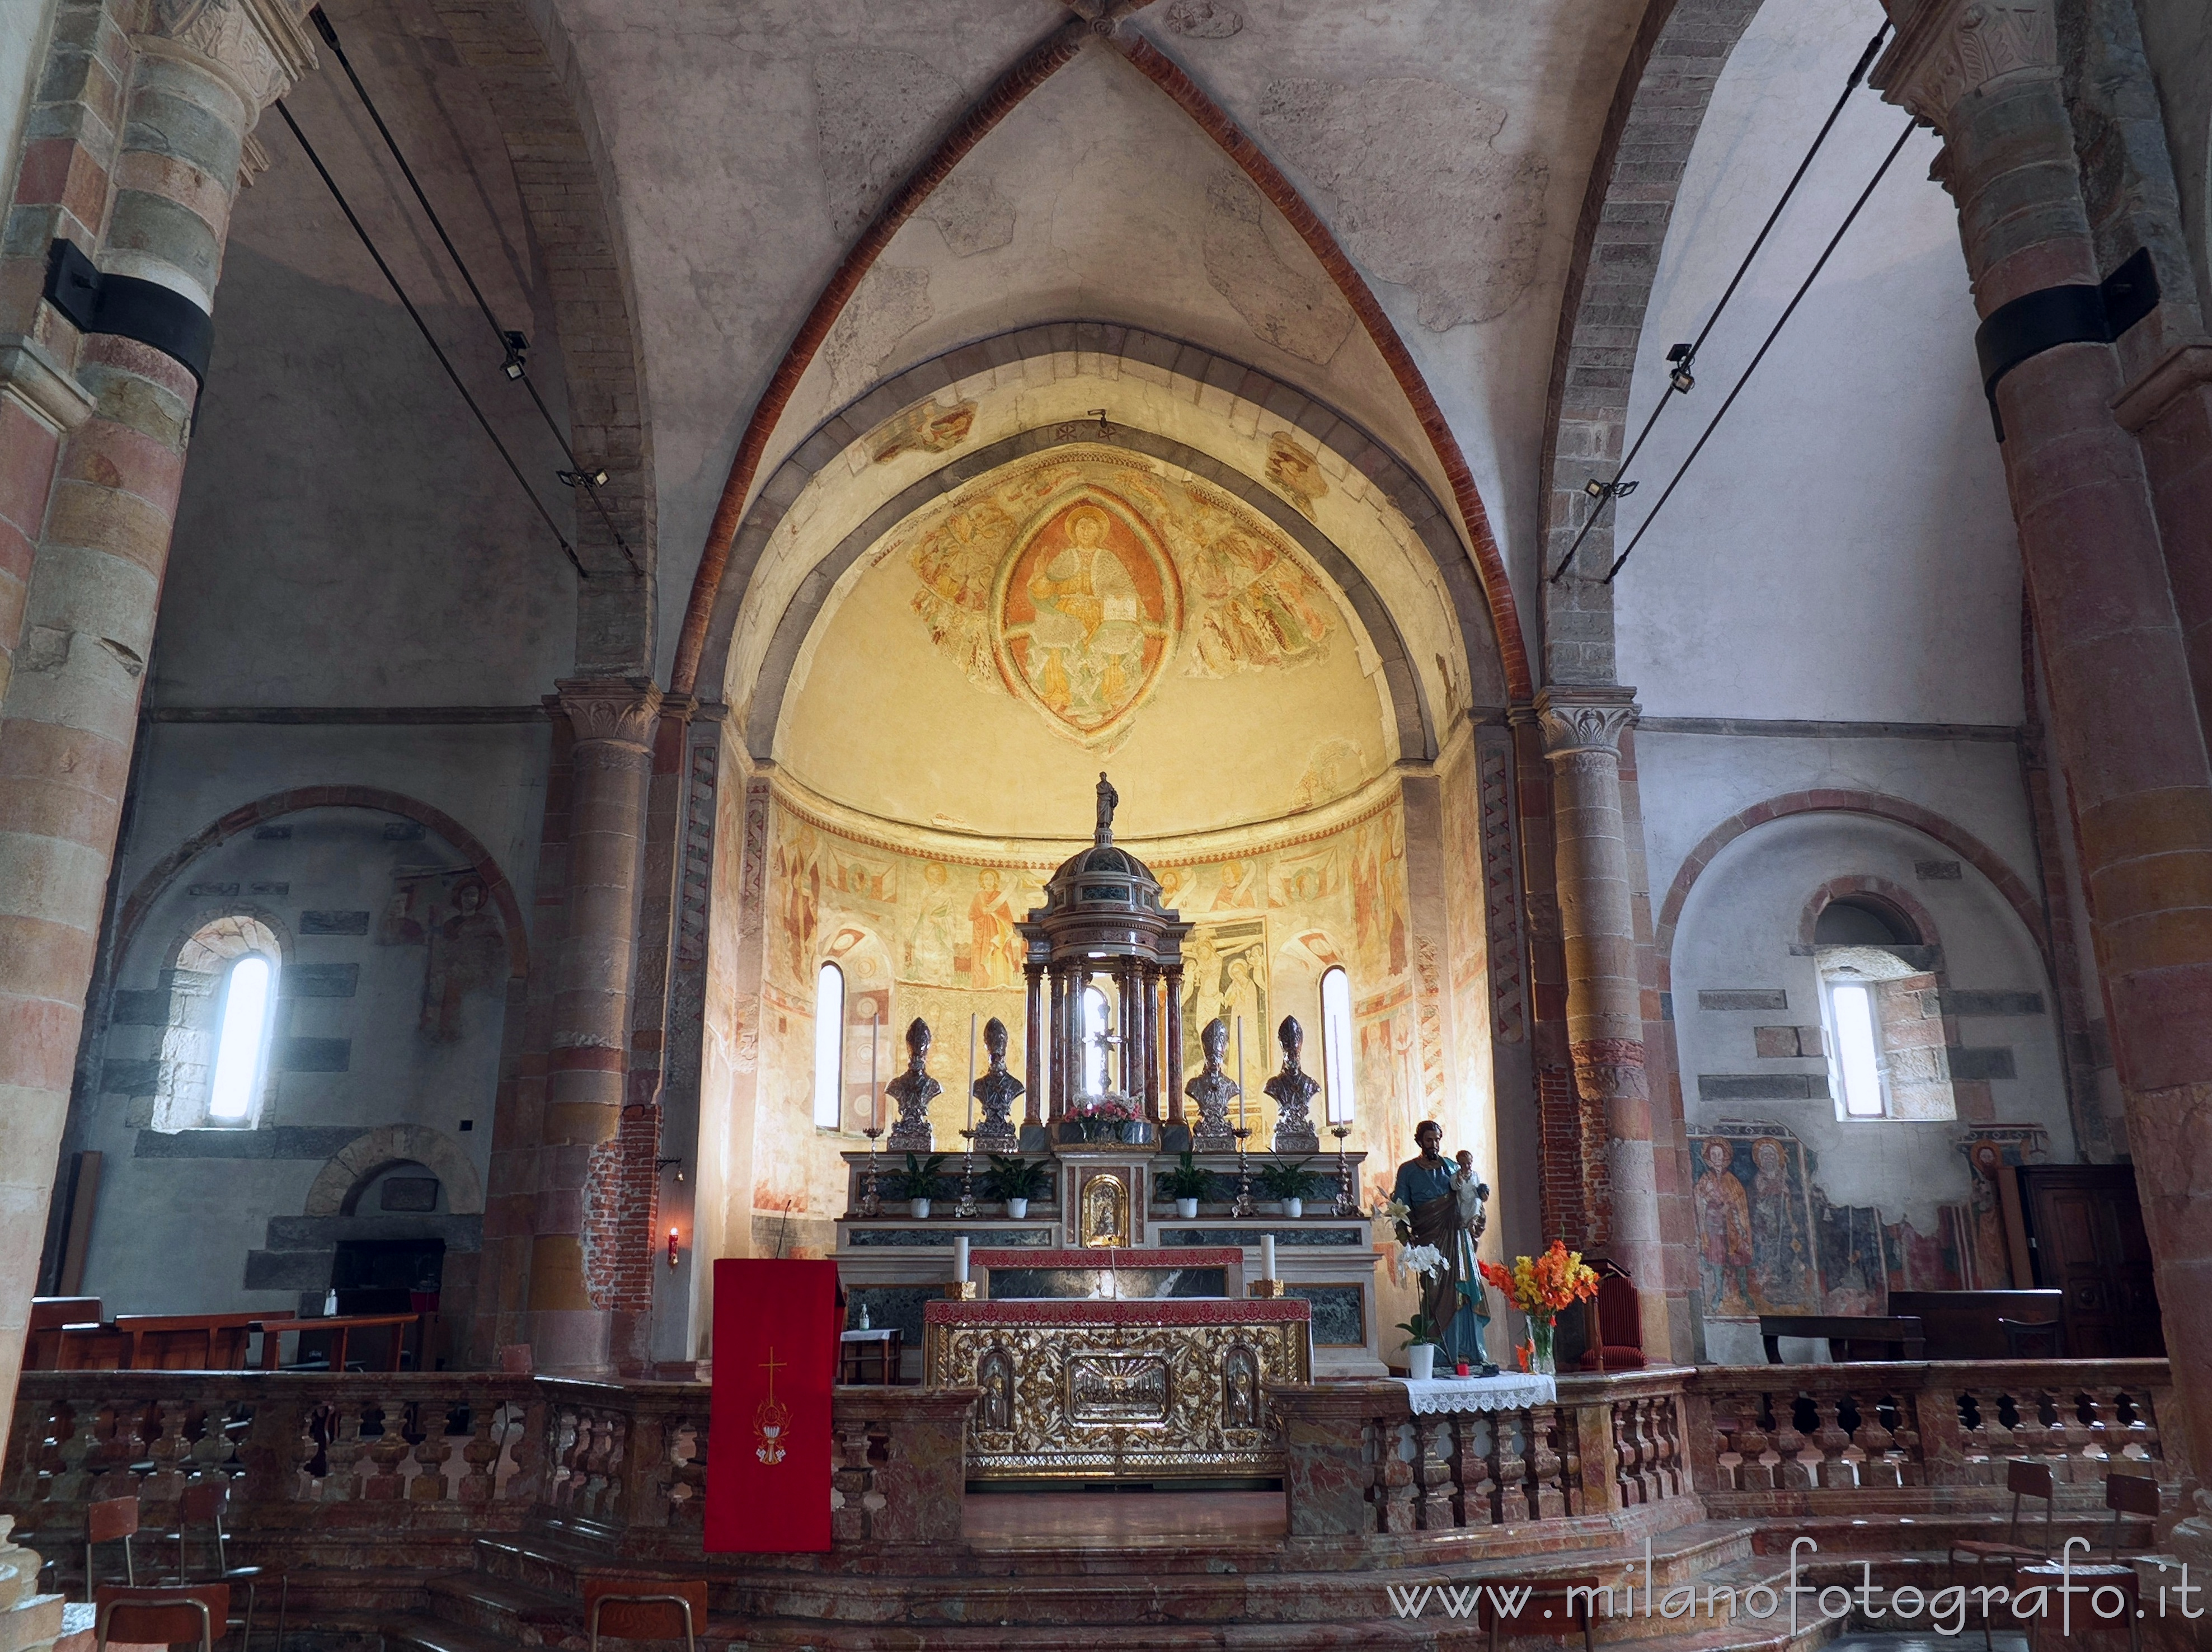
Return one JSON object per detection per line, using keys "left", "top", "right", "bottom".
{"left": 1876, "top": 0, "right": 2212, "bottom": 1481}
{"left": 1140, "top": 963, "right": 1160, "bottom": 1122}
{"left": 1163, "top": 963, "right": 1184, "bottom": 1121}
{"left": 1536, "top": 687, "right": 1674, "bottom": 1356}
{"left": 0, "top": 0, "right": 311, "bottom": 1495}
{"left": 526, "top": 677, "right": 659, "bottom": 1374}
{"left": 1022, "top": 960, "right": 1044, "bottom": 1127}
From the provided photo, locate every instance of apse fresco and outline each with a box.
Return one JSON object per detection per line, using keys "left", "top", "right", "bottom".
{"left": 1688, "top": 1120, "right": 1988, "bottom": 1316}
{"left": 750, "top": 783, "right": 1429, "bottom": 1231}
{"left": 899, "top": 449, "right": 1338, "bottom": 749}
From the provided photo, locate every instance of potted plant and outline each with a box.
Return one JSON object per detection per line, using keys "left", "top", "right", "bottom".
{"left": 1255, "top": 1157, "right": 1323, "bottom": 1218}
{"left": 891, "top": 1152, "right": 946, "bottom": 1218}
{"left": 983, "top": 1154, "right": 1049, "bottom": 1218}
{"left": 1396, "top": 1244, "right": 1448, "bottom": 1379}
{"left": 1157, "top": 1151, "right": 1212, "bottom": 1219}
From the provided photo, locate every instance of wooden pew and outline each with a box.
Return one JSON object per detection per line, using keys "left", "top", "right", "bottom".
{"left": 112, "top": 1312, "right": 295, "bottom": 1371}
{"left": 1886, "top": 1289, "right": 2064, "bottom": 1359}
{"left": 1759, "top": 1313, "right": 1925, "bottom": 1362}
{"left": 26, "top": 1298, "right": 100, "bottom": 1371}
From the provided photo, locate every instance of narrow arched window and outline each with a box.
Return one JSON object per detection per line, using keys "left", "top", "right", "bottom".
{"left": 1318, "top": 965, "right": 1355, "bottom": 1125}
{"left": 206, "top": 954, "right": 274, "bottom": 1123}
{"left": 813, "top": 961, "right": 846, "bottom": 1129}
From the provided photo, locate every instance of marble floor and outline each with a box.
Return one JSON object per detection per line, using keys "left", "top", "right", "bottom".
{"left": 963, "top": 1489, "right": 1288, "bottom": 1547}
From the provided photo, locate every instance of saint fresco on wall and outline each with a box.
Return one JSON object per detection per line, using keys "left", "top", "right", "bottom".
{"left": 1179, "top": 919, "right": 1271, "bottom": 1078}
{"left": 898, "top": 451, "right": 1340, "bottom": 751}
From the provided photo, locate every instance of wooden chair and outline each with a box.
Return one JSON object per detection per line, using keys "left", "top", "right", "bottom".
{"left": 161, "top": 1480, "right": 286, "bottom": 1651}
{"left": 838, "top": 1328, "right": 901, "bottom": 1385}
{"left": 1998, "top": 1316, "right": 2065, "bottom": 1358}
{"left": 94, "top": 1583, "right": 228, "bottom": 1652}
{"left": 83, "top": 1496, "right": 139, "bottom": 1599}
{"left": 2017, "top": 1469, "right": 2163, "bottom": 1652}
{"left": 584, "top": 1576, "right": 708, "bottom": 1652}
{"left": 1475, "top": 1576, "right": 1600, "bottom": 1652}
{"left": 1950, "top": 1459, "right": 2056, "bottom": 1650}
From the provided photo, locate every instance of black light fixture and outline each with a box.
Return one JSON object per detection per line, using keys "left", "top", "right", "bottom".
{"left": 558, "top": 466, "right": 610, "bottom": 489}
{"left": 1666, "top": 341, "right": 1696, "bottom": 393}
{"left": 500, "top": 330, "right": 528, "bottom": 381}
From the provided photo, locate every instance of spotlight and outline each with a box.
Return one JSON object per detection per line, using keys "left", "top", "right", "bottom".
{"left": 1666, "top": 341, "right": 1696, "bottom": 393}
{"left": 501, "top": 330, "right": 529, "bottom": 380}
{"left": 558, "top": 466, "right": 610, "bottom": 489}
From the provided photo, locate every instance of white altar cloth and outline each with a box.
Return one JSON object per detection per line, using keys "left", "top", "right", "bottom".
{"left": 1395, "top": 1371, "right": 1558, "bottom": 1414}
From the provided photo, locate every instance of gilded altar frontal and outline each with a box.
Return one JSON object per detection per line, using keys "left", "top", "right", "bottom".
{"left": 3, "top": 0, "right": 2204, "bottom": 1637}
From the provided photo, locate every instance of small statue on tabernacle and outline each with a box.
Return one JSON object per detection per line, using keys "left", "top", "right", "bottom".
{"left": 885, "top": 1017, "right": 941, "bottom": 1151}
{"left": 970, "top": 1016, "right": 1023, "bottom": 1147}
{"left": 1264, "top": 1015, "right": 1321, "bottom": 1153}
{"left": 1095, "top": 771, "right": 1119, "bottom": 842}
{"left": 1184, "top": 1016, "right": 1239, "bottom": 1151}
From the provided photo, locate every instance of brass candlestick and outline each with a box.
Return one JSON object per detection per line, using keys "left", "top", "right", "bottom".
{"left": 1231, "top": 1126, "right": 1255, "bottom": 1218}
{"left": 860, "top": 1127, "right": 884, "bottom": 1217}
{"left": 1331, "top": 1123, "right": 1356, "bottom": 1216}
{"left": 956, "top": 1129, "right": 980, "bottom": 1218}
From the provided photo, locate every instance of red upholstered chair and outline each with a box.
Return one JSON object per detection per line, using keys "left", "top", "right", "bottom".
{"left": 1950, "top": 1458, "right": 2056, "bottom": 1650}
{"left": 584, "top": 1576, "right": 708, "bottom": 1652}
{"left": 93, "top": 1583, "right": 228, "bottom": 1652}
{"left": 1476, "top": 1576, "right": 1600, "bottom": 1652}
{"left": 2017, "top": 1469, "right": 2164, "bottom": 1652}
{"left": 162, "top": 1480, "right": 287, "bottom": 1651}
{"left": 83, "top": 1495, "right": 139, "bottom": 1599}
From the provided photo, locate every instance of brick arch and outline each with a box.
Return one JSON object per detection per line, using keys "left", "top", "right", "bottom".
{"left": 1652, "top": 789, "right": 2047, "bottom": 989}
{"left": 303, "top": 1123, "right": 486, "bottom": 1217}
{"left": 711, "top": 378, "right": 1473, "bottom": 764}
{"left": 420, "top": 0, "right": 655, "bottom": 669}
{"left": 670, "top": 22, "right": 1531, "bottom": 705}
{"left": 1535, "top": 0, "right": 1766, "bottom": 671}
{"left": 1797, "top": 874, "right": 1941, "bottom": 952}
{"left": 114, "top": 786, "right": 529, "bottom": 981}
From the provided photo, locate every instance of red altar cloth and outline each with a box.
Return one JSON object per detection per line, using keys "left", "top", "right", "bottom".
{"left": 706, "top": 1258, "right": 835, "bottom": 1554}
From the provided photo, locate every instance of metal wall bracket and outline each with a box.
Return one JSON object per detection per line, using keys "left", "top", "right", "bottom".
{"left": 1974, "top": 246, "right": 2159, "bottom": 441}
{"left": 43, "top": 240, "right": 214, "bottom": 386}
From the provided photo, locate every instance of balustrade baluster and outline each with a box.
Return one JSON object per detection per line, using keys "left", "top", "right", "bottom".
{"left": 667, "top": 1418, "right": 706, "bottom": 1528}
{"left": 1774, "top": 1400, "right": 1812, "bottom": 1491}
{"left": 1415, "top": 1417, "right": 1456, "bottom": 1529}
{"left": 1814, "top": 1397, "right": 1856, "bottom": 1490}
{"left": 321, "top": 1397, "right": 369, "bottom": 1501}
{"left": 1529, "top": 1406, "right": 1567, "bottom": 1520}
{"left": 1737, "top": 1404, "right": 1775, "bottom": 1491}
{"left": 831, "top": 1415, "right": 871, "bottom": 1543}
{"left": 458, "top": 1405, "right": 500, "bottom": 1504}
{"left": 1378, "top": 1420, "right": 1416, "bottom": 1533}
{"left": 409, "top": 1406, "right": 457, "bottom": 1503}
{"left": 1651, "top": 1395, "right": 1682, "bottom": 1498}
{"left": 1459, "top": 1414, "right": 1498, "bottom": 1526}
{"left": 1852, "top": 1398, "right": 1901, "bottom": 1489}
{"left": 1494, "top": 1410, "right": 1530, "bottom": 1524}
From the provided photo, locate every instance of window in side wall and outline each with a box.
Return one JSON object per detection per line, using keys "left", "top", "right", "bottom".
{"left": 206, "top": 952, "right": 275, "bottom": 1123}
{"left": 1318, "top": 965, "right": 1355, "bottom": 1126}
{"left": 1824, "top": 977, "right": 1887, "bottom": 1118}
{"left": 812, "top": 961, "right": 845, "bottom": 1129}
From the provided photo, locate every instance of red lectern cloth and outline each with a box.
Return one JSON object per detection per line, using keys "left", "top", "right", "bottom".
{"left": 705, "top": 1257, "right": 835, "bottom": 1553}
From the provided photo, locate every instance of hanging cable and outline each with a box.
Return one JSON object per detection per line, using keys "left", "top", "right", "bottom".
{"left": 307, "top": 6, "right": 641, "bottom": 576}
{"left": 1547, "top": 19, "right": 1890, "bottom": 584}
{"left": 274, "top": 100, "right": 588, "bottom": 579}
{"left": 1601, "top": 116, "right": 1919, "bottom": 585}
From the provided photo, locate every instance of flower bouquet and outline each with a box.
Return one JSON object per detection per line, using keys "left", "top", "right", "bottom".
{"left": 1070, "top": 1093, "right": 1145, "bottom": 1143}
{"left": 1478, "top": 1241, "right": 1600, "bottom": 1376}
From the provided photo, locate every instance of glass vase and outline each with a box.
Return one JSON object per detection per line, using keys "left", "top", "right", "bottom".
{"left": 1527, "top": 1312, "right": 1557, "bottom": 1376}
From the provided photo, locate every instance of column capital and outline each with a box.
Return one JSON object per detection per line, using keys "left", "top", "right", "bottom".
{"left": 1871, "top": 0, "right": 2056, "bottom": 131}
{"left": 558, "top": 676, "right": 663, "bottom": 750}
{"left": 1534, "top": 687, "right": 1639, "bottom": 759}
{"left": 134, "top": 0, "right": 319, "bottom": 122}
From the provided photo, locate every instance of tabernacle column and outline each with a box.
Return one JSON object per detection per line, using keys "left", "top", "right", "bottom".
{"left": 1875, "top": 0, "right": 2212, "bottom": 1479}
{"left": 525, "top": 678, "right": 660, "bottom": 1374}
{"left": 1163, "top": 964, "right": 1184, "bottom": 1121}
{"left": 1536, "top": 688, "right": 1679, "bottom": 1360}
{"left": 1023, "top": 960, "right": 1044, "bottom": 1127}
{"left": 0, "top": 0, "right": 314, "bottom": 1514}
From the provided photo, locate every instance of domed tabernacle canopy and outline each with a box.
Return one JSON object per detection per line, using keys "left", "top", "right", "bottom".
{"left": 1017, "top": 773, "right": 1192, "bottom": 1134}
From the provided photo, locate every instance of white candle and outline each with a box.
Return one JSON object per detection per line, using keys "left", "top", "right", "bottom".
{"left": 967, "top": 1013, "right": 978, "bottom": 1134}
{"left": 869, "top": 1010, "right": 880, "bottom": 1135}
{"left": 1261, "top": 1233, "right": 1276, "bottom": 1281}
{"left": 955, "top": 1236, "right": 970, "bottom": 1284}
{"left": 1236, "top": 1016, "right": 1246, "bottom": 1131}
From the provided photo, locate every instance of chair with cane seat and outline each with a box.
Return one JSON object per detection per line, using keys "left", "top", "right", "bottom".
{"left": 94, "top": 1583, "right": 228, "bottom": 1652}
{"left": 161, "top": 1480, "right": 286, "bottom": 1651}
{"left": 1476, "top": 1576, "right": 1600, "bottom": 1652}
{"left": 83, "top": 1496, "right": 139, "bottom": 1599}
{"left": 2017, "top": 1469, "right": 2164, "bottom": 1652}
{"left": 1950, "top": 1459, "right": 2056, "bottom": 1650}
{"left": 584, "top": 1576, "right": 708, "bottom": 1652}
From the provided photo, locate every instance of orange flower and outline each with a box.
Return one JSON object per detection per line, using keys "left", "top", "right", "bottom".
{"left": 1481, "top": 1241, "right": 1601, "bottom": 1315}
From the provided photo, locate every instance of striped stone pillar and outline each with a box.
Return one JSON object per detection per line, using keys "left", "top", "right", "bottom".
{"left": 526, "top": 678, "right": 659, "bottom": 1374}
{"left": 0, "top": 0, "right": 311, "bottom": 1490}
{"left": 1536, "top": 688, "right": 1676, "bottom": 1357}
{"left": 1877, "top": 0, "right": 2212, "bottom": 1484}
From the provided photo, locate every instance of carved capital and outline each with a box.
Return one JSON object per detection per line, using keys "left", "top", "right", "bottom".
{"left": 1872, "top": 0, "right": 2057, "bottom": 130}
{"left": 135, "top": 0, "right": 318, "bottom": 124}
{"left": 1534, "top": 687, "right": 1638, "bottom": 760}
{"left": 558, "top": 676, "right": 663, "bottom": 751}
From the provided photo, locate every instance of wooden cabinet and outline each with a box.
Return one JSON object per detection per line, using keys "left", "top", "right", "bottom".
{"left": 2018, "top": 1165, "right": 2164, "bottom": 1357}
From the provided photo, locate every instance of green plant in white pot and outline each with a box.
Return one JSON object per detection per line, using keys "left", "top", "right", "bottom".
{"left": 982, "top": 1154, "right": 1049, "bottom": 1218}
{"left": 1157, "top": 1152, "right": 1212, "bottom": 1219}
{"left": 1255, "top": 1157, "right": 1324, "bottom": 1218}
{"left": 891, "top": 1152, "right": 946, "bottom": 1218}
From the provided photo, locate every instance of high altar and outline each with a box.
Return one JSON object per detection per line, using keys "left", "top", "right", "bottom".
{"left": 834, "top": 778, "right": 1384, "bottom": 1480}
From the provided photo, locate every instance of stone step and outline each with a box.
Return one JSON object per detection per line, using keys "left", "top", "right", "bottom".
{"left": 424, "top": 1567, "right": 575, "bottom": 1642}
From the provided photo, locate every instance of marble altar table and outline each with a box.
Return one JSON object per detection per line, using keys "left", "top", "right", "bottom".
{"left": 923, "top": 1297, "right": 1311, "bottom": 1482}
